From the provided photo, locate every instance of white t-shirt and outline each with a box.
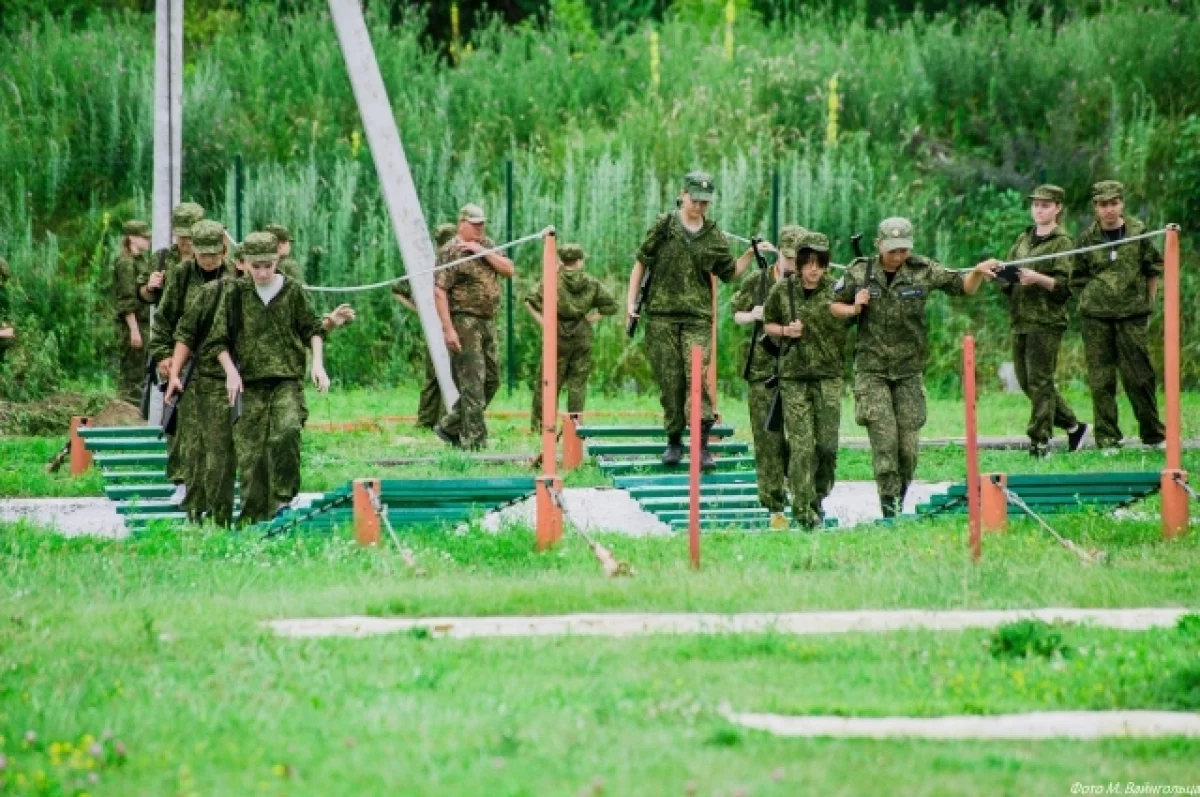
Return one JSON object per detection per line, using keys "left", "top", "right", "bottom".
{"left": 255, "top": 274, "right": 285, "bottom": 306}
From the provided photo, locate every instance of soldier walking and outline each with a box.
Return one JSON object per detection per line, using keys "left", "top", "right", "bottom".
{"left": 112, "top": 220, "right": 154, "bottom": 406}
{"left": 394, "top": 222, "right": 457, "bottom": 429}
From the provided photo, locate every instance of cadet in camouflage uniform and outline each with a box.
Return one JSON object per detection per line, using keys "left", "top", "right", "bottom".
{"left": 0, "top": 256, "right": 13, "bottom": 364}
{"left": 139, "top": 202, "right": 203, "bottom": 306}
{"left": 832, "top": 218, "right": 995, "bottom": 517}
{"left": 732, "top": 232, "right": 787, "bottom": 527}
{"left": 113, "top": 220, "right": 154, "bottom": 406}
{"left": 626, "top": 171, "right": 761, "bottom": 469}
{"left": 525, "top": 243, "right": 619, "bottom": 431}
{"left": 394, "top": 222, "right": 458, "bottom": 428}
{"left": 763, "top": 230, "right": 851, "bottom": 529}
{"left": 996, "top": 185, "right": 1089, "bottom": 457}
{"left": 1071, "top": 181, "right": 1165, "bottom": 449}
{"left": 201, "top": 231, "right": 329, "bottom": 524}
{"left": 151, "top": 218, "right": 238, "bottom": 494}
{"left": 433, "top": 204, "right": 514, "bottom": 450}
{"left": 265, "top": 223, "right": 305, "bottom": 284}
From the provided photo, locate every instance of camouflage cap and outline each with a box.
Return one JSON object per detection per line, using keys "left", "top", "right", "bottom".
{"left": 242, "top": 231, "right": 279, "bottom": 263}
{"left": 1028, "top": 184, "right": 1065, "bottom": 204}
{"left": 1092, "top": 180, "right": 1124, "bottom": 203}
{"left": 434, "top": 223, "right": 458, "bottom": 247}
{"left": 559, "top": 243, "right": 586, "bottom": 263}
{"left": 796, "top": 230, "right": 831, "bottom": 254}
{"left": 877, "top": 217, "right": 914, "bottom": 252}
{"left": 682, "top": 170, "right": 715, "bottom": 202}
{"left": 122, "top": 220, "right": 152, "bottom": 237}
{"left": 265, "top": 223, "right": 291, "bottom": 243}
{"left": 191, "top": 220, "right": 227, "bottom": 255}
{"left": 171, "top": 202, "right": 205, "bottom": 237}
{"left": 777, "top": 225, "right": 808, "bottom": 258}
{"left": 459, "top": 203, "right": 487, "bottom": 224}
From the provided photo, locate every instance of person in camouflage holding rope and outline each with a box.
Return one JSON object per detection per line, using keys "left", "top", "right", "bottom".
{"left": 626, "top": 170, "right": 762, "bottom": 469}
{"left": 994, "top": 185, "right": 1090, "bottom": 458}
{"left": 433, "top": 204, "right": 514, "bottom": 450}
{"left": 1071, "top": 180, "right": 1165, "bottom": 450}
{"left": 763, "top": 229, "right": 851, "bottom": 529}
{"left": 112, "top": 220, "right": 154, "bottom": 406}
{"left": 394, "top": 222, "right": 458, "bottom": 428}
{"left": 732, "top": 231, "right": 787, "bottom": 527}
{"left": 525, "top": 242, "right": 619, "bottom": 431}
{"left": 831, "top": 217, "right": 996, "bottom": 518}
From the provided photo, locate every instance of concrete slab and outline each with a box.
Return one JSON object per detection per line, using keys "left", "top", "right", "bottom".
{"left": 0, "top": 498, "right": 127, "bottom": 538}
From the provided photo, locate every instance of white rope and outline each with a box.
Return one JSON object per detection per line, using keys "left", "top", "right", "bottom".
{"left": 996, "top": 227, "right": 1168, "bottom": 269}
{"left": 724, "top": 230, "right": 847, "bottom": 271}
{"left": 301, "top": 227, "right": 552, "bottom": 294}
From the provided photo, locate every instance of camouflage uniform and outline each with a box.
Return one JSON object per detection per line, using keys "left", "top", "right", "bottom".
{"left": 113, "top": 220, "right": 153, "bottom": 406}
{"left": 1071, "top": 181, "right": 1165, "bottom": 448}
{"left": 763, "top": 231, "right": 850, "bottom": 527}
{"left": 637, "top": 173, "right": 738, "bottom": 442}
{"left": 1000, "top": 186, "right": 1079, "bottom": 449}
{"left": 731, "top": 260, "right": 785, "bottom": 514}
{"left": 0, "top": 256, "right": 12, "bottom": 364}
{"left": 266, "top": 223, "right": 305, "bottom": 284}
{"left": 526, "top": 244, "right": 619, "bottom": 431}
{"left": 436, "top": 209, "right": 505, "bottom": 450}
{"left": 833, "top": 218, "right": 967, "bottom": 515}
{"left": 139, "top": 202, "right": 205, "bottom": 306}
{"left": 208, "top": 232, "right": 326, "bottom": 524}
{"left": 393, "top": 223, "right": 457, "bottom": 427}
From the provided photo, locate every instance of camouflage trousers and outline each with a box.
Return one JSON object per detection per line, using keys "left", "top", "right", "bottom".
{"left": 747, "top": 380, "right": 787, "bottom": 513}
{"left": 854, "top": 372, "right": 925, "bottom": 511}
{"left": 116, "top": 318, "right": 149, "bottom": 407}
{"left": 1012, "top": 328, "right": 1078, "bottom": 446}
{"left": 530, "top": 333, "right": 593, "bottom": 432}
{"left": 439, "top": 314, "right": 500, "bottom": 450}
{"left": 1082, "top": 315, "right": 1165, "bottom": 448}
{"left": 643, "top": 316, "right": 715, "bottom": 438}
{"left": 417, "top": 346, "right": 446, "bottom": 428}
{"left": 179, "top": 376, "right": 235, "bottom": 526}
{"left": 234, "top": 378, "right": 308, "bottom": 524}
{"left": 781, "top": 378, "right": 842, "bottom": 527}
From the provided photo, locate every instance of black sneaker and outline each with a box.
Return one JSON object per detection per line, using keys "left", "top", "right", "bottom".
{"left": 661, "top": 438, "right": 684, "bottom": 467}
{"left": 1067, "top": 423, "right": 1091, "bottom": 452}
{"left": 433, "top": 424, "right": 461, "bottom": 448}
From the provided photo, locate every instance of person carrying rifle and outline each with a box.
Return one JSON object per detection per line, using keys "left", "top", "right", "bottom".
{"left": 831, "top": 218, "right": 996, "bottom": 519}
{"left": 762, "top": 230, "right": 851, "bottom": 529}
{"left": 525, "top": 242, "right": 619, "bottom": 432}
{"left": 732, "top": 231, "right": 786, "bottom": 528}
{"left": 625, "top": 170, "right": 761, "bottom": 469}
{"left": 394, "top": 222, "right": 458, "bottom": 429}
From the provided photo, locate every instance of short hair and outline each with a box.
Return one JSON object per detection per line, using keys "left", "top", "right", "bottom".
{"left": 796, "top": 248, "right": 830, "bottom": 269}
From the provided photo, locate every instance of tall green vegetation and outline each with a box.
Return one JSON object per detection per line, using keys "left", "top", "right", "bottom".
{"left": 1, "top": 1, "right": 1198, "bottom": 397}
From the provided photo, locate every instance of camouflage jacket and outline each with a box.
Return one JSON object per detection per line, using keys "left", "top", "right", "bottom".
{"left": 174, "top": 277, "right": 239, "bottom": 381}
{"left": 764, "top": 272, "right": 849, "bottom": 381}
{"left": 1072, "top": 216, "right": 1162, "bottom": 320}
{"left": 1001, "top": 226, "right": 1073, "bottom": 332}
{"left": 113, "top": 252, "right": 152, "bottom": 324}
{"left": 208, "top": 276, "right": 325, "bottom": 383}
{"left": 278, "top": 255, "right": 304, "bottom": 284}
{"left": 138, "top": 244, "right": 181, "bottom": 305}
{"left": 833, "top": 254, "right": 966, "bottom": 379}
{"left": 149, "top": 258, "right": 238, "bottom": 364}
{"left": 435, "top": 235, "right": 501, "bottom": 319}
{"left": 525, "top": 268, "right": 618, "bottom": 341}
{"left": 636, "top": 212, "right": 737, "bottom": 320}
{"left": 731, "top": 266, "right": 781, "bottom": 383}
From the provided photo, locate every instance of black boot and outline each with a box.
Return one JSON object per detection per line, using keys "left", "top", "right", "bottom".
{"left": 699, "top": 421, "right": 716, "bottom": 471}
{"left": 661, "top": 435, "right": 684, "bottom": 467}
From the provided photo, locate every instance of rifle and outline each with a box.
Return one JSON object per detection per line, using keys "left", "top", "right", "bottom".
{"left": 763, "top": 272, "right": 797, "bottom": 433}
{"left": 159, "top": 279, "right": 227, "bottom": 438}
{"left": 626, "top": 266, "right": 651, "bottom": 338}
{"left": 139, "top": 249, "right": 168, "bottom": 419}
{"left": 741, "top": 237, "right": 771, "bottom": 381}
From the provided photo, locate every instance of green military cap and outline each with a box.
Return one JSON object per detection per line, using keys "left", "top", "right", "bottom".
{"left": 682, "top": 170, "right": 716, "bottom": 202}
{"left": 777, "top": 225, "right": 808, "bottom": 258}
{"left": 434, "top": 223, "right": 458, "bottom": 247}
{"left": 122, "top": 219, "right": 152, "bottom": 237}
{"left": 1028, "top": 184, "right": 1065, "bottom": 204}
{"left": 171, "top": 202, "right": 205, "bottom": 237}
{"left": 559, "top": 243, "right": 586, "bottom": 263}
{"left": 877, "top": 216, "right": 914, "bottom": 252}
{"left": 191, "top": 220, "right": 226, "bottom": 255}
{"left": 242, "top": 231, "right": 279, "bottom": 263}
{"left": 265, "top": 223, "right": 291, "bottom": 243}
{"left": 796, "top": 230, "right": 831, "bottom": 254}
{"left": 1092, "top": 180, "right": 1124, "bottom": 202}
{"left": 458, "top": 203, "right": 487, "bottom": 224}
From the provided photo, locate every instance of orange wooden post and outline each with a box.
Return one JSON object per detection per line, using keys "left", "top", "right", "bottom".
{"left": 1160, "top": 224, "right": 1189, "bottom": 538}
{"left": 69, "top": 416, "right": 92, "bottom": 476}
{"left": 688, "top": 345, "right": 703, "bottom": 570}
{"left": 708, "top": 275, "right": 718, "bottom": 416}
{"left": 964, "top": 337, "right": 982, "bottom": 562}
{"left": 536, "top": 230, "right": 564, "bottom": 549}
{"left": 352, "top": 478, "right": 381, "bottom": 546}
{"left": 981, "top": 473, "right": 1008, "bottom": 534}
{"left": 562, "top": 412, "right": 584, "bottom": 471}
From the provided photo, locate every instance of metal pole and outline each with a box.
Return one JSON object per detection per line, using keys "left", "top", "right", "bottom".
{"left": 234, "top": 153, "right": 244, "bottom": 242}
{"left": 506, "top": 158, "right": 515, "bottom": 396}
{"left": 770, "top": 168, "right": 780, "bottom": 244}
{"left": 536, "top": 230, "right": 563, "bottom": 550}
{"left": 1160, "top": 224, "right": 1188, "bottom": 539}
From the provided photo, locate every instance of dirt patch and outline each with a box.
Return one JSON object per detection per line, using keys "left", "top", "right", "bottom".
{"left": 90, "top": 399, "right": 145, "bottom": 428}
{"left": 0, "top": 392, "right": 109, "bottom": 436}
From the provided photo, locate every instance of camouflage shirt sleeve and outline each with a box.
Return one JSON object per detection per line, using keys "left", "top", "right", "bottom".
{"left": 588, "top": 277, "right": 619, "bottom": 316}
{"left": 927, "top": 259, "right": 967, "bottom": 296}
{"left": 149, "top": 264, "right": 186, "bottom": 362}
{"left": 113, "top": 255, "right": 141, "bottom": 317}
{"left": 707, "top": 230, "right": 738, "bottom": 283}
{"left": 634, "top": 214, "right": 670, "bottom": 268}
{"left": 174, "top": 279, "right": 221, "bottom": 349}
{"left": 762, "top": 280, "right": 788, "bottom": 326}
{"left": 1140, "top": 236, "right": 1164, "bottom": 279}
{"left": 292, "top": 283, "right": 326, "bottom": 343}
{"left": 731, "top": 273, "right": 761, "bottom": 314}
{"left": 524, "top": 281, "right": 544, "bottom": 313}
{"left": 1043, "top": 234, "right": 1074, "bottom": 303}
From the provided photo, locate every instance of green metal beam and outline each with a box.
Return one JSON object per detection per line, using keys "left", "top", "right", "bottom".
{"left": 589, "top": 441, "right": 748, "bottom": 457}
{"left": 575, "top": 424, "right": 734, "bottom": 440}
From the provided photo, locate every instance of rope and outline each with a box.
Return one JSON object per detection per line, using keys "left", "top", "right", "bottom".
{"left": 302, "top": 227, "right": 552, "bottom": 294}
{"left": 940, "top": 226, "right": 1172, "bottom": 273}
{"left": 261, "top": 489, "right": 353, "bottom": 539}
{"left": 995, "top": 478, "right": 1106, "bottom": 565}
{"left": 1174, "top": 473, "right": 1200, "bottom": 503}
{"left": 724, "top": 230, "right": 847, "bottom": 270}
